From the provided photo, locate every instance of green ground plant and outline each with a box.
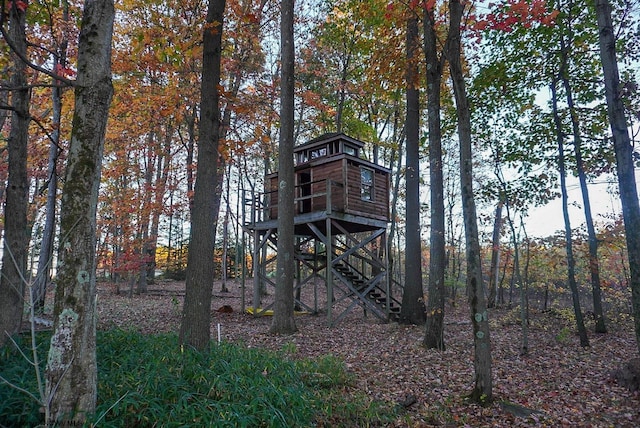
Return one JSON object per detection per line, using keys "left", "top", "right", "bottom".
{"left": 0, "top": 329, "right": 396, "bottom": 427}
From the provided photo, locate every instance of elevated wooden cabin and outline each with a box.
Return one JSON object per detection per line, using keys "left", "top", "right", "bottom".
{"left": 262, "top": 133, "right": 390, "bottom": 232}
{"left": 245, "top": 133, "right": 399, "bottom": 325}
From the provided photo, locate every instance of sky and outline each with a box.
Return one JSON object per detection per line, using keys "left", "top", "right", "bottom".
{"left": 525, "top": 173, "right": 627, "bottom": 238}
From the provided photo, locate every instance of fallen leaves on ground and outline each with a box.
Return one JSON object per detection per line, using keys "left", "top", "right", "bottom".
{"left": 89, "top": 279, "right": 639, "bottom": 427}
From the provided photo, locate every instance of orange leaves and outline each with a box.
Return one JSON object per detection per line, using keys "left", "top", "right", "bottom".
{"left": 243, "top": 12, "right": 260, "bottom": 25}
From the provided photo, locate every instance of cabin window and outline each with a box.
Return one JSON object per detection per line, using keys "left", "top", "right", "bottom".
{"left": 344, "top": 145, "right": 356, "bottom": 156}
{"left": 310, "top": 147, "right": 327, "bottom": 159}
{"left": 297, "top": 152, "right": 308, "bottom": 164}
{"left": 360, "top": 167, "right": 374, "bottom": 201}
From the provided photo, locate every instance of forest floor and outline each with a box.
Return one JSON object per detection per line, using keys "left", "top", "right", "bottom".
{"left": 88, "top": 278, "right": 639, "bottom": 427}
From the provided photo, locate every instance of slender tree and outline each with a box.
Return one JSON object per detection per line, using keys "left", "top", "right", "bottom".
{"left": 270, "top": 0, "right": 297, "bottom": 334}
{"left": 447, "top": 0, "right": 492, "bottom": 403}
{"left": 422, "top": 0, "right": 447, "bottom": 350}
{"left": 400, "top": 10, "right": 426, "bottom": 325}
{"left": 557, "top": 32, "right": 606, "bottom": 333}
{"left": 595, "top": 0, "right": 640, "bottom": 354}
{"left": 33, "top": 1, "right": 70, "bottom": 312}
{"left": 487, "top": 201, "right": 503, "bottom": 308}
{"left": 179, "top": 0, "right": 227, "bottom": 350}
{"left": 550, "top": 79, "right": 590, "bottom": 348}
{"left": 0, "top": 0, "right": 30, "bottom": 347}
{"left": 45, "top": 0, "right": 115, "bottom": 423}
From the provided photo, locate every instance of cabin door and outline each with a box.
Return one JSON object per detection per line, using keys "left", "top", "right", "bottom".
{"left": 298, "top": 170, "right": 312, "bottom": 213}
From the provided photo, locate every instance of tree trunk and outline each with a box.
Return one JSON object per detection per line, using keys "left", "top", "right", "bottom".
{"left": 45, "top": 1, "right": 114, "bottom": 424}
{"left": 550, "top": 80, "right": 590, "bottom": 348}
{"left": 595, "top": 0, "right": 640, "bottom": 353}
{"left": 422, "top": 4, "right": 446, "bottom": 347}
{"left": 179, "top": 0, "right": 226, "bottom": 350}
{"left": 270, "top": 0, "right": 297, "bottom": 334}
{"left": 0, "top": 0, "right": 30, "bottom": 347}
{"left": 504, "top": 199, "right": 528, "bottom": 355}
{"left": 487, "top": 201, "right": 503, "bottom": 308}
{"left": 221, "top": 162, "right": 232, "bottom": 293}
{"left": 400, "top": 12, "right": 426, "bottom": 325}
{"left": 386, "top": 130, "right": 403, "bottom": 286}
{"left": 447, "top": 0, "right": 492, "bottom": 403}
{"left": 556, "top": 31, "right": 607, "bottom": 333}
{"left": 146, "top": 130, "right": 172, "bottom": 283}
{"left": 33, "top": 3, "right": 69, "bottom": 311}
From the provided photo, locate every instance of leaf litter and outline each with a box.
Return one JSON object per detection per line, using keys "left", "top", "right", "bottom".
{"left": 87, "top": 279, "right": 639, "bottom": 427}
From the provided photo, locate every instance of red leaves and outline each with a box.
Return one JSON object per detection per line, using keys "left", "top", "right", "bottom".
{"left": 472, "top": 0, "right": 559, "bottom": 33}
{"left": 384, "top": 2, "right": 395, "bottom": 20}
{"left": 54, "top": 63, "right": 76, "bottom": 78}
{"left": 8, "top": 0, "right": 28, "bottom": 13}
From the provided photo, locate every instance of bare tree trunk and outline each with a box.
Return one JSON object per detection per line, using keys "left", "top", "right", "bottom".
{"left": 504, "top": 199, "right": 528, "bottom": 355}
{"left": 447, "top": 0, "right": 492, "bottom": 403}
{"left": 550, "top": 80, "right": 590, "bottom": 348}
{"left": 386, "top": 122, "right": 403, "bottom": 286}
{"left": 221, "top": 162, "right": 232, "bottom": 293}
{"left": 146, "top": 129, "right": 172, "bottom": 282}
{"left": 400, "top": 12, "right": 426, "bottom": 325}
{"left": 270, "top": 0, "right": 297, "bottom": 334}
{"left": 0, "top": 0, "right": 30, "bottom": 347}
{"left": 596, "top": 0, "right": 640, "bottom": 346}
{"left": 137, "top": 134, "right": 154, "bottom": 294}
{"left": 555, "top": 29, "right": 607, "bottom": 333}
{"left": 33, "top": 2, "right": 69, "bottom": 312}
{"left": 179, "top": 0, "right": 226, "bottom": 350}
{"left": 45, "top": 1, "right": 114, "bottom": 423}
{"left": 487, "top": 201, "right": 503, "bottom": 308}
{"left": 422, "top": 1, "right": 446, "bottom": 348}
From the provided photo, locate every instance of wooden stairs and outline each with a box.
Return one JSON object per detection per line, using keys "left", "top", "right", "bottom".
{"left": 333, "top": 261, "right": 401, "bottom": 323}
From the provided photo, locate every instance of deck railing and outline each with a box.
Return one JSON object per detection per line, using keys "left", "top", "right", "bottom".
{"left": 244, "top": 179, "right": 345, "bottom": 224}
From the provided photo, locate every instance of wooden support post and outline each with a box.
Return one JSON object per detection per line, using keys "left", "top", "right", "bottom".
{"left": 252, "top": 229, "right": 260, "bottom": 313}
{"left": 326, "top": 180, "right": 332, "bottom": 215}
{"left": 326, "top": 217, "right": 333, "bottom": 325}
{"left": 241, "top": 190, "right": 247, "bottom": 314}
{"left": 382, "top": 231, "right": 390, "bottom": 318}
{"left": 314, "top": 239, "right": 319, "bottom": 314}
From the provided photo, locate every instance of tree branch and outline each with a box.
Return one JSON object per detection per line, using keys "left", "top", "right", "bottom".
{"left": 0, "top": 1, "right": 76, "bottom": 87}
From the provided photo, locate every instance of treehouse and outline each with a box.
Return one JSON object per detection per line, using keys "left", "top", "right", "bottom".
{"left": 245, "top": 133, "right": 401, "bottom": 325}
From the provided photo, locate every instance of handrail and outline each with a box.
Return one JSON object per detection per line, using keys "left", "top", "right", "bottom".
{"left": 245, "top": 179, "right": 345, "bottom": 223}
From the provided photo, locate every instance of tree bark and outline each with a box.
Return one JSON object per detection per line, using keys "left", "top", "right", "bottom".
{"left": 33, "top": 2, "right": 69, "bottom": 312}
{"left": 487, "top": 201, "right": 503, "bottom": 308}
{"left": 270, "top": 0, "right": 297, "bottom": 334}
{"left": 400, "top": 12, "right": 426, "bottom": 325}
{"left": 595, "top": 0, "right": 640, "bottom": 353}
{"left": 0, "top": 0, "right": 30, "bottom": 347}
{"left": 45, "top": 0, "right": 114, "bottom": 423}
{"left": 504, "top": 198, "right": 528, "bottom": 354}
{"left": 422, "top": 1, "right": 446, "bottom": 349}
{"left": 558, "top": 50, "right": 606, "bottom": 333}
{"left": 550, "top": 80, "right": 590, "bottom": 348}
{"left": 447, "top": 0, "right": 492, "bottom": 403}
{"left": 180, "top": 0, "right": 226, "bottom": 350}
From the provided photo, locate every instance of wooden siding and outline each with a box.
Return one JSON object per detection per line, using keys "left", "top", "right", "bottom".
{"left": 264, "top": 156, "right": 389, "bottom": 223}
{"left": 344, "top": 161, "right": 389, "bottom": 221}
